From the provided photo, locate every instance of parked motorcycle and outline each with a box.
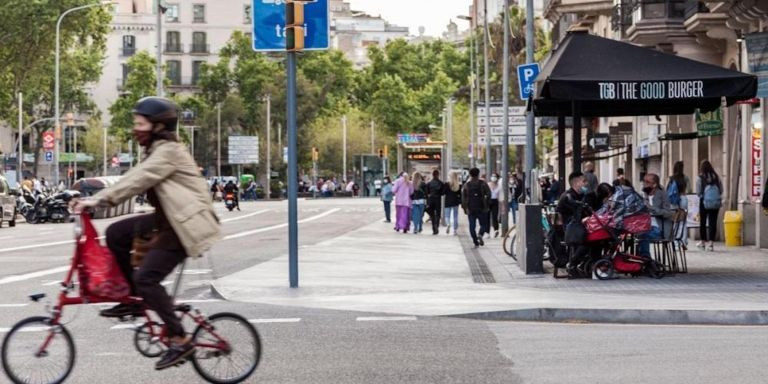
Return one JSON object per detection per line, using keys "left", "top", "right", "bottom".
{"left": 24, "top": 190, "right": 79, "bottom": 224}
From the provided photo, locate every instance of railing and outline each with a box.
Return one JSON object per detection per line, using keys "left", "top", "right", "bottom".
{"left": 164, "top": 43, "right": 183, "bottom": 53}
{"left": 189, "top": 43, "right": 209, "bottom": 54}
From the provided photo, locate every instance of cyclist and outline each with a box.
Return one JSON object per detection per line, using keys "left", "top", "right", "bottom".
{"left": 74, "top": 97, "right": 222, "bottom": 370}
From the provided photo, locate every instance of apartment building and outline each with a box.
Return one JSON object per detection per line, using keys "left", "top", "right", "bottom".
{"left": 330, "top": 0, "right": 409, "bottom": 67}
{"left": 542, "top": 0, "right": 768, "bottom": 246}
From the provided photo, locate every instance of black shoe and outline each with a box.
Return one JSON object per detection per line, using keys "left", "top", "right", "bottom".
{"left": 99, "top": 303, "right": 143, "bottom": 318}
{"left": 478, "top": 237, "right": 485, "bottom": 246}
{"left": 155, "top": 341, "right": 195, "bottom": 370}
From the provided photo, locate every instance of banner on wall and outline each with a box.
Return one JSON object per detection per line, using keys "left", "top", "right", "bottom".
{"left": 745, "top": 32, "right": 768, "bottom": 98}
{"left": 751, "top": 128, "right": 762, "bottom": 200}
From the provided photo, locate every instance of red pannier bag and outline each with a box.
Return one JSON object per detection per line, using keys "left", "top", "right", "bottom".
{"left": 77, "top": 214, "right": 130, "bottom": 300}
{"left": 613, "top": 253, "right": 643, "bottom": 274}
{"left": 623, "top": 212, "right": 652, "bottom": 234}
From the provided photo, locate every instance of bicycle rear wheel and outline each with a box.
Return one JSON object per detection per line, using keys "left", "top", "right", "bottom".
{"left": 1, "top": 317, "right": 75, "bottom": 384}
{"left": 191, "top": 312, "right": 261, "bottom": 384}
{"left": 502, "top": 225, "right": 518, "bottom": 260}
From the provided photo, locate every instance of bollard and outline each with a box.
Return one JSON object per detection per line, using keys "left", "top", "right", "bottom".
{"left": 518, "top": 204, "right": 544, "bottom": 274}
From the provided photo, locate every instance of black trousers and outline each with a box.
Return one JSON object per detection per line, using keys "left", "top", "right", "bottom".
{"left": 468, "top": 212, "right": 489, "bottom": 245}
{"left": 489, "top": 199, "right": 499, "bottom": 231}
{"left": 106, "top": 215, "right": 188, "bottom": 338}
{"left": 426, "top": 198, "right": 442, "bottom": 234}
{"left": 699, "top": 204, "right": 719, "bottom": 242}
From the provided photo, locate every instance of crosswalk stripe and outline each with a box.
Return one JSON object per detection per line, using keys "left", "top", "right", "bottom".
{"left": 356, "top": 316, "right": 418, "bottom": 322}
{"left": 248, "top": 318, "right": 301, "bottom": 323}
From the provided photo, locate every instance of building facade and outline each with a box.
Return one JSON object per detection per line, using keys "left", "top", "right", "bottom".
{"left": 542, "top": 0, "right": 768, "bottom": 246}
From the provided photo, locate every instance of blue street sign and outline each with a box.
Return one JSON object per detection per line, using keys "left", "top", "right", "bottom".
{"left": 252, "top": 0, "right": 330, "bottom": 52}
{"left": 517, "top": 63, "right": 541, "bottom": 100}
{"left": 45, "top": 151, "right": 53, "bottom": 162}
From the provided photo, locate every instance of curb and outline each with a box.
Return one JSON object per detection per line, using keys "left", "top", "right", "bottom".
{"left": 449, "top": 308, "right": 768, "bottom": 326}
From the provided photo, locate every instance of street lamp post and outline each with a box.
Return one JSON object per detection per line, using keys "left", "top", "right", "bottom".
{"left": 342, "top": 115, "right": 347, "bottom": 182}
{"left": 501, "top": 0, "right": 511, "bottom": 234}
{"left": 457, "top": 15, "right": 476, "bottom": 168}
{"left": 217, "top": 103, "right": 221, "bottom": 178}
{"left": 55, "top": 1, "right": 115, "bottom": 185}
{"left": 483, "top": 0, "right": 492, "bottom": 177}
{"left": 265, "top": 95, "right": 271, "bottom": 199}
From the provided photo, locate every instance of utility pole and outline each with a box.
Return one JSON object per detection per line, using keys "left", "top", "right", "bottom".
{"left": 265, "top": 95, "right": 271, "bottom": 199}
{"left": 103, "top": 123, "right": 107, "bottom": 176}
{"left": 370, "top": 120, "right": 375, "bottom": 154}
{"left": 469, "top": 25, "right": 476, "bottom": 168}
{"left": 483, "top": 0, "right": 492, "bottom": 177}
{"left": 525, "top": 0, "right": 536, "bottom": 202}
{"left": 73, "top": 126, "right": 78, "bottom": 183}
{"left": 156, "top": 1, "right": 164, "bottom": 97}
{"left": 217, "top": 103, "right": 221, "bottom": 177}
{"left": 17, "top": 93, "right": 22, "bottom": 185}
{"left": 501, "top": 0, "right": 511, "bottom": 234}
{"left": 342, "top": 115, "right": 347, "bottom": 182}
{"left": 446, "top": 99, "right": 454, "bottom": 171}
{"left": 287, "top": 51, "right": 299, "bottom": 288}
{"left": 278, "top": 122, "right": 283, "bottom": 162}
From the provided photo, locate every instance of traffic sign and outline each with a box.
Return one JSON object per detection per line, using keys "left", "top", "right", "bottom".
{"left": 477, "top": 115, "right": 528, "bottom": 127}
{"left": 44, "top": 151, "right": 53, "bottom": 162}
{"left": 252, "top": 0, "right": 330, "bottom": 52}
{"left": 478, "top": 126, "right": 526, "bottom": 136}
{"left": 517, "top": 63, "right": 540, "bottom": 100}
{"left": 476, "top": 105, "right": 526, "bottom": 117}
{"left": 42, "top": 131, "right": 55, "bottom": 150}
{"left": 478, "top": 135, "right": 526, "bottom": 146}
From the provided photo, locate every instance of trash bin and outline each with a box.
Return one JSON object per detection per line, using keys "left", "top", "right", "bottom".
{"left": 723, "top": 211, "right": 743, "bottom": 246}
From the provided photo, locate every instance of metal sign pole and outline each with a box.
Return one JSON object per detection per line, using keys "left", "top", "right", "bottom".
{"left": 483, "top": 0, "right": 492, "bottom": 177}
{"left": 524, "top": 0, "right": 536, "bottom": 201}
{"left": 287, "top": 51, "right": 299, "bottom": 288}
{"left": 501, "top": 0, "right": 510, "bottom": 234}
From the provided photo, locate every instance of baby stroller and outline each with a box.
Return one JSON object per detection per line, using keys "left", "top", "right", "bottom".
{"left": 584, "top": 211, "right": 664, "bottom": 280}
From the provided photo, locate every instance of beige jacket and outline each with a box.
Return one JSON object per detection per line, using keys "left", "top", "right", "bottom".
{"left": 94, "top": 139, "right": 221, "bottom": 257}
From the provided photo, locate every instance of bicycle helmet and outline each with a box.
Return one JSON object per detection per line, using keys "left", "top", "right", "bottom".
{"left": 132, "top": 96, "right": 178, "bottom": 132}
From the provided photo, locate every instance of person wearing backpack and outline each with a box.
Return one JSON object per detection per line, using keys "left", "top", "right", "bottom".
{"left": 667, "top": 161, "right": 691, "bottom": 246}
{"left": 462, "top": 168, "right": 491, "bottom": 247}
{"left": 425, "top": 170, "right": 445, "bottom": 235}
{"left": 696, "top": 160, "right": 722, "bottom": 251}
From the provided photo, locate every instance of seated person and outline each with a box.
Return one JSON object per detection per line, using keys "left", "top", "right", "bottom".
{"left": 637, "top": 173, "right": 676, "bottom": 257}
{"left": 556, "top": 172, "right": 593, "bottom": 277}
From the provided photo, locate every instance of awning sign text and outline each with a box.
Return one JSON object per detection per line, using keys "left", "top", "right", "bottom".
{"left": 598, "top": 81, "right": 704, "bottom": 100}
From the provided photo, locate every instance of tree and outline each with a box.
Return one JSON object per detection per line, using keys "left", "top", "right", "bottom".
{"left": 108, "top": 51, "right": 158, "bottom": 141}
{"left": 80, "top": 116, "right": 121, "bottom": 176}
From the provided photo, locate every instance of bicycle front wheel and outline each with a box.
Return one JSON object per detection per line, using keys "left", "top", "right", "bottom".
{"left": 502, "top": 225, "right": 518, "bottom": 260}
{"left": 191, "top": 312, "right": 261, "bottom": 384}
{"left": 1, "top": 317, "right": 75, "bottom": 384}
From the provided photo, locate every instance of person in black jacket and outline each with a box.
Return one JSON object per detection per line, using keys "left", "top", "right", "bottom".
{"left": 443, "top": 171, "right": 462, "bottom": 235}
{"left": 462, "top": 168, "right": 491, "bottom": 247}
{"left": 425, "top": 170, "right": 445, "bottom": 235}
{"left": 556, "top": 172, "right": 592, "bottom": 278}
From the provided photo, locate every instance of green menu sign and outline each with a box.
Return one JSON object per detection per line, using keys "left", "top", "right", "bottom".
{"left": 695, "top": 108, "right": 723, "bottom": 137}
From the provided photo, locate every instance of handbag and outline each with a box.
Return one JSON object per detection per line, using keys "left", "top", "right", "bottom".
{"left": 565, "top": 219, "right": 587, "bottom": 245}
{"left": 77, "top": 214, "right": 130, "bottom": 300}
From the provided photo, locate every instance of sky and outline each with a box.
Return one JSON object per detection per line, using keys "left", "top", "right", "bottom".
{"left": 348, "top": 0, "right": 472, "bottom": 38}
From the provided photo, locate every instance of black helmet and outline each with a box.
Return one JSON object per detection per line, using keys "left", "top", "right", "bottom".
{"left": 132, "top": 97, "right": 178, "bottom": 131}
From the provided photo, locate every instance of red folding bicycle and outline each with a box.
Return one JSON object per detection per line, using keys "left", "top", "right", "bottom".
{"left": 1, "top": 212, "right": 261, "bottom": 384}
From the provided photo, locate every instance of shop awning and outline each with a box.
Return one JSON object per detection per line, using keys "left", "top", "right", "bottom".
{"left": 533, "top": 31, "right": 758, "bottom": 117}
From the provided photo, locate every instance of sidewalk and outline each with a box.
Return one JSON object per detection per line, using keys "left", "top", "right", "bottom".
{"left": 212, "top": 219, "right": 768, "bottom": 325}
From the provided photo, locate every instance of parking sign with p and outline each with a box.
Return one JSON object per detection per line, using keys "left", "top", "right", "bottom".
{"left": 517, "top": 63, "right": 540, "bottom": 101}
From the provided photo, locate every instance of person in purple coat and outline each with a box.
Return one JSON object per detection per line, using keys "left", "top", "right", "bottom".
{"left": 392, "top": 171, "right": 413, "bottom": 233}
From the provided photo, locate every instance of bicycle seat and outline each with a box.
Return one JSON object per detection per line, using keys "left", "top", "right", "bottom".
{"left": 174, "top": 304, "right": 192, "bottom": 313}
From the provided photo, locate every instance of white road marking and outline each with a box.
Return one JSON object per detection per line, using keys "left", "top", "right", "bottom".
{"left": 183, "top": 269, "right": 212, "bottom": 275}
{"left": 356, "top": 316, "right": 418, "bottom": 322}
{"left": 0, "top": 240, "right": 74, "bottom": 254}
{"left": 0, "top": 326, "right": 51, "bottom": 333}
{"left": 248, "top": 318, "right": 302, "bottom": 324}
{"left": 43, "top": 280, "right": 63, "bottom": 286}
{"left": 178, "top": 299, "right": 222, "bottom": 303}
{"left": 0, "top": 266, "right": 70, "bottom": 286}
{"left": 0, "top": 236, "right": 13, "bottom": 240}
{"left": 0, "top": 304, "right": 28, "bottom": 308}
{"left": 110, "top": 324, "right": 141, "bottom": 330}
{"left": 220, "top": 209, "right": 271, "bottom": 223}
{"left": 224, "top": 208, "right": 341, "bottom": 240}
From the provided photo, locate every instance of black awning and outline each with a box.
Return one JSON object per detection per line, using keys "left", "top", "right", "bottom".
{"left": 533, "top": 32, "right": 758, "bottom": 117}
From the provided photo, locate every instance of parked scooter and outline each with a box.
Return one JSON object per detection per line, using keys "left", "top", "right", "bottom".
{"left": 24, "top": 190, "right": 79, "bottom": 224}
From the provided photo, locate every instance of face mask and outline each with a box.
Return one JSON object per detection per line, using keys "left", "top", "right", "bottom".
{"left": 491, "top": 176, "right": 498, "bottom": 182}
{"left": 579, "top": 186, "right": 588, "bottom": 194}
{"left": 133, "top": 130, "right": 154, "bottom": 147}
{"left": 642, "top": 187, "right": 653, "bottom": 194}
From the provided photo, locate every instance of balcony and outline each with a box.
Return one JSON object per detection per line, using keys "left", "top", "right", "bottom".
{"left": 117, "top": 78, "right": 125, "bottom": 91}
{"left": 164, "top": 43, "right": 183, "bottom": 54}
{"left": 167, "top": 76, "right": 200, "bottom": 89}
{"left": 624, "top": 0, "right": 691, "bottom": 46}
{"left": 121, "top": 46, "right": 136, "bottom": 57}
{"left": 543, "top": 0, "right": 613, "bottom": 23}
{"left": 189, "top": 43, "right": 210, "bottom": 54}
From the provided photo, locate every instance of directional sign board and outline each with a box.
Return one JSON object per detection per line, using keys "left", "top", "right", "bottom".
{"left": 229, "top": 136, "right": 260, "bottom": 165}
{"left": 517, "top": 63, "right": 540, "bottom": 100}
{"left": 476, "top": 106, "right": 527, "bottom": 117}
{"left": 252, "top": 0, "right": 330, "bottom": 52}
{"left": 478, "top": 135, "right": 526, "bottom": 146}
{"left": 44, "top": 151, "right": 53, "bottom": 163}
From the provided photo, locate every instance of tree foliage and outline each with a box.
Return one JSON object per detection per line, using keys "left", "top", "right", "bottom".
{"left": 108, "top": 51, "right": 159, "bottom": 141}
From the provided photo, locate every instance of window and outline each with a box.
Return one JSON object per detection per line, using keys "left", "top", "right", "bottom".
{"left": 165, "top": 3, "right": 179, "bottom": 22}
{"left": 244, "top": 4, "right": 252, "bottom": 24}
{"left": 122, "top": 35, "right": 135, "bottom": 56}
{"left": 192, "top": 61, "right": 205, "bottom": 85}
{"left": 167, "top": 60, "right": 181, "bottom": 85}
{"left": 193, "top": 4, "right": 205, "bottom": 23}
{"left": 641, "top": 0, "right": 686, "bottom": 19}
{"left": 191, "top": 32, "right": 208, "bottom": 53}
{"left": 166, "top": 31, "right": 181, "bottom": 53}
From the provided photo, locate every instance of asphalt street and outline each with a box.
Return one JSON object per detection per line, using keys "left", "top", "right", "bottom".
{"left": 0, "top": 198, "right": 765, "bottom": 383}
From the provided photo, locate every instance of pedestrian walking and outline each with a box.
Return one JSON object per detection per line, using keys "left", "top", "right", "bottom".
{"left": 667, "top": 161, "right": 691, "bottom": 246}
{"left": 509, "top": 171, "right": 523, "bottom": 224}
{"left": 392, "top": 172, "right": 413, "bottom": 233}
{"left": 462, "top": 168, "right": 491, "bottom": 247}
{"left": 443, "top": 171, "right": 462, "bottom": 235}
{"left": 381, "top": 177, "right": 393, "bottom": 222}
{"left": 410, "top": 172, "right": 427, "bottom": 234}
{"left": 696, "top": 160, "right": 722, "bottom": 251}
{"left": 583, "top": 162, "right": 598, "bottom": 193}
{"left": 425, "top": 170, "right": 444, "bottom": 235}
{"left": 488, "top": 173, "right": 501, "bottom": 237}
